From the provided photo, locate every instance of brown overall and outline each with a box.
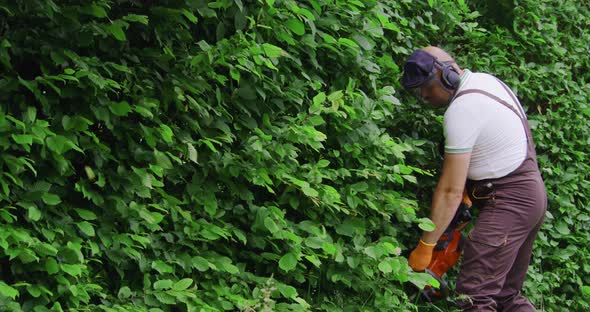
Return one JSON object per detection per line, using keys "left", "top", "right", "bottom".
{"left": 453, "top": 82, "right": 547, "bottom": 311}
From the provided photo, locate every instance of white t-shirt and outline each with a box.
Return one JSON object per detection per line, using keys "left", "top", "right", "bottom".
{"left": 443, "top": 70, "right": 527, "bottom": 180}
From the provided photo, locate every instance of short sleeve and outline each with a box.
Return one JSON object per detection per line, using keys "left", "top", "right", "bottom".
{"left": 443, "top": 99, "right": 484, "bottom": 154}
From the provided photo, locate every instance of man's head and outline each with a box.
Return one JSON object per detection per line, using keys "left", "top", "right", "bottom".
{"left": 401, "top": 46, "right": 463, "bottom": 108}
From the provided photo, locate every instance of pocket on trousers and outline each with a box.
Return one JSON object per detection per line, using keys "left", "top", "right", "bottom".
{"left": 467, "top": 208, "right": 508, "bottom": 248}
{"left": 468, "top": 230, "right": 508, "bottom": 247}
{"left": 469, "top": 184, "right": 496, "bottom": 208}
{"left": 471, "top": 184, "right": 494, "bottom": 199}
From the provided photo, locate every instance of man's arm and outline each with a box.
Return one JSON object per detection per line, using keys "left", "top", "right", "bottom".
{"left": 421, "top": 152, "right": 471, "bottom": 244}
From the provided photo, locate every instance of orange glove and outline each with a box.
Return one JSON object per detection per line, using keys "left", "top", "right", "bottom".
{"left": 408, "top": 239, "right": 436, "bottom": 271}
{"left": 462, "top": 189, "right": 472, "bottom": 207}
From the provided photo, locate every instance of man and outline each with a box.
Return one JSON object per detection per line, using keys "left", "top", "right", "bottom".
{"left": 401, "top": 46, "right": 547, "bottom": 311}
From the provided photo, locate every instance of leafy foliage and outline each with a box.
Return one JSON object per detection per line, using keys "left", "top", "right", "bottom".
{"left": 0, "top": 0, "right": 588, "bottom": 311}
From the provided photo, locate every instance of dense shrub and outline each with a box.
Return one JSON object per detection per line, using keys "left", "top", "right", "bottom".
{"left": 0, "top": 0, "right": 588, "bottom": 311}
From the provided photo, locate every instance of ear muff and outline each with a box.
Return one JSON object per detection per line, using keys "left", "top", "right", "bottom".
{"left": 439, "top": 62, "right": 461, "bottom": 90}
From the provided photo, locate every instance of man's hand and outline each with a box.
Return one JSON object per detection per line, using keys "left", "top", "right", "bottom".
{"left": 408, "top": 239, "right": 437, "bottom": 271}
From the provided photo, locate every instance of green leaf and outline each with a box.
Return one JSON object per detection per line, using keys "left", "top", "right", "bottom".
{"left": 322, "top": 242, "right": 336, "bottom": 255}
{"left": 107, "top": 22, "right": 127, "bottom": 41}
{"left": 187, "top": 143, "right": 198, "bottom": 163}
{"left": 403, "top": 175, "right": 417, "bottom": 184}
{"left": 27, "top": 204, "right": 42, "bottom": 221}
{"left": 60, "top": 264, "right": 83, "bottom": 277}
{"left": 123, "top": 14, "right": 149, "bottom": 25}
{"left": 62, "top": 115, "right": 92, "bottom": 131}
{"left": 172, "top": 278, "right": 193, "bottom": 291}
{"left": 110, "top": 101, "right": 132, "bottom": 116}
{"left": 262, "top": 43, "right": 284, "bottom": 58}
{"left": 152, "top": 260, "right": 174, "bottom": 274}
{"left": 154, "top": 292, "right": 176, "bottom": 304}
{"left": 118, "top": 286, "right": 132, "bottom": 299}
{"left": 264, "top": 217, "right": 280, "bottom": 232}
{"left": 305, "top": 255, "right": 321, "bottom": 267}
{"left": 308, "top": 115, "right": 324, "bottom": 127}
{"left": 17, "top": 77, "right": 38, "bottom": 99}
{"left": 0, "top": 282, "right": 18, "bottom": 299}
{"left": 134, "top": 106, "right": 153, "bottom": 118}
{"left": 308, "top": 0, "right": 321, "bottom": 13}
{"left": 34, "top": 242, "right": 58, "bottom": 256}
{"left": 230, "top": 67, "right": 240, "bottom": 81}
{"left": 42, "top": 193, "right": 61, "bottom": 206}
{"left": 234, "top": 0, "right": 244, "bottom": 12}
{"left": 233, "top": 229, "right": 247, "bottom": 245}
{"left": 305, "top": 237, "right": 324, "bottom": 249}
{"left": 12, "top": 134, "right": 33, "bottom": 146}
{"left": 181, "top": 9, "right": 199, "bottom": 23}
{"left": 80, "top": 4, "right": 108, "bottom": 18}
{"left": 16, "top": 248, "right": 38, "bottom": 263}
{"left": 237, "top": 86, "right": 257, "bottom": 100}
{"left": 62, "top": 243, "right": 84, "bottom": 263}
{"left": 310, "top": 92, "right": 326, "bottom": 113}
{"left": 347, "top": 256, "right": 359, "bottom": 269}
{"left": 160, "top": 124, "right": 174, "bottom": 143}
{"left": 554, "top": 221, "right": 570, "bottom": 235}
{"left": 46, "top": 135, "right": 78, "bottom": 154}
{"left": 203, "top": 194, "right": 217, "bottom": 216}
{"left": 26, "top": 107, "right": 36, "bottom": 123}
{"left": 582, "top": 285, "right": 590, "bottom": 297}
{"left": 408, "top": 271, "right": 440, "bottom": 289}
{"left": 352, "top": 34, "right": 374, "bottom": 50}
{"left": 74, "top": 208, "right": 97, "bottom": 221}
{"left": 378, "top": 260, "right": 392, "bottom": 274}
{"left": 192, "top": 256, "right": 209, "bottom": 271}
{"left": 277, "top": 284, "right": 297, "bottom": 299}
{"left": 76, "top": 221, "right": 95, "bottom": 236}
{"left": 286, "top": 18, "right": 305, "bottom": 35}
{"left": 154, "top": 279, "right": 173, "bottom": 290}
{"left": 215, "top": 257, "right": 239, "bottom": 274}
{"left": 418, "top": 218, "right": 436, "bottom": 232}
{"left": 45, "top": 258, "right": 59, "bottom": 274}
{"left": 321, "top": 185, "right": 341, "bottom": 205}
{"left": 351, "top": 182, "right": 368, "bottom": 192}
{"left": 279, "top": 252, "right": 298, "bottom": 272}
{"left": 200, "top": 139, "right": 219, "bottom": 153}
{"left": 301, "top": 185, "right": 318, "bottom": 197}
{"left": 364, "top": 246, "right": 382, "bottom": 259}
{"left": 338, "top": 38, "right": 359, "bottom": 48}
{"left": 85, "top": 167, "right": 96, "bottom": 181}
{"left": 335, "top": 218, "right": 365, "bottom": 237}
{"left": 26, "top": 285, "right": 42, "bottom": 298}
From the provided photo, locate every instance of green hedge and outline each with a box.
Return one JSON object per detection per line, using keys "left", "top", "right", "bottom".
{"left": 0, "top": 0, "right": 588, "bottom": 311}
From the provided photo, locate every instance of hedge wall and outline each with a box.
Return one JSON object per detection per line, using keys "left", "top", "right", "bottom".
{"left": 0, "top": 0, "right": 588, "bottom": 311}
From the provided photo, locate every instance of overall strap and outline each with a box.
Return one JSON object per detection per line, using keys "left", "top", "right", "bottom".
{"left": 454, "top": 89, "right": 525, "bottom": 122}
{"left": 458, "top": 81, "right": 541, "bottom": 188}
{"left": 496, "top": 79, "right": 527, "bottom": 121}
{"left": 453, "top": 81, "right": 535, "bottom": 149}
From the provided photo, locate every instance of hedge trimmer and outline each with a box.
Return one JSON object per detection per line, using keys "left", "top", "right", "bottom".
{"left": 420, "top": 191, "right": 472, "bottom": 302}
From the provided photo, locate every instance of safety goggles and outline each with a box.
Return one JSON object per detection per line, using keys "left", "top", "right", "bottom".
{"left": 400, "top": 50, "right": 441, "bottom": 89}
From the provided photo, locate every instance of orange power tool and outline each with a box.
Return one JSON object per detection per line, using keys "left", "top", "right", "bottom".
{"left": 421, "top": 190, "right": 472, "bottom": 301}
